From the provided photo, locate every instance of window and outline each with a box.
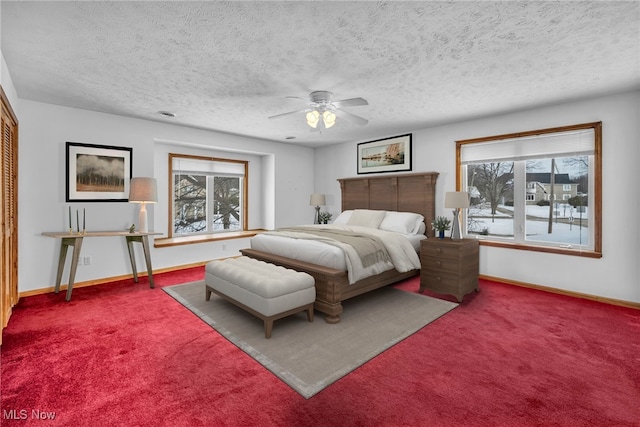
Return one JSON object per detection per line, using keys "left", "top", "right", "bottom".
{"left": 457, "top": 122, "right": 601, "bottom": 258}
{"left": 169, "top": 153, "right": 248, "bottom": 237}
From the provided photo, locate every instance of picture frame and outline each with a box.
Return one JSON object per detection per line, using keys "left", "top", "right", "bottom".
{"left": 357, "top": 133, "right": 412, "bottom": 174}
{"left": 65, "top": 142, "right": 133, "bottom": 202}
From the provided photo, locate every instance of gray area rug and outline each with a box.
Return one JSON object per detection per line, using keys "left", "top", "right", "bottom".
{"left": 164, "top": 281, "right": 457, "bottom": 399}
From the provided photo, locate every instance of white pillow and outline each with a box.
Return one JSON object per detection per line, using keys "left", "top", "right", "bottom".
{"left": 379, "top": 211, "right": 425, "bottom": 234}
{"left": 332, "top": 210, "right": 353, "bottom": 224}
{"left": 346, "top": 209, "right": 387, "bottom": 229}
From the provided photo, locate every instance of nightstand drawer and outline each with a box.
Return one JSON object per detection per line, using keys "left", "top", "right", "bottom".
{"left": 421, "top": 244, "right": 462, "bottom": 260}
{"left": 420, "top": 270, "right": 460, "bottom": 287}
{"left": 421, "top": 257, "right": 461, "bottom": 276}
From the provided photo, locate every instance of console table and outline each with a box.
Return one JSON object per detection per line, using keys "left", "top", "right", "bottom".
{"left": 42, "top": 231, "right": 162, "bottom": 301}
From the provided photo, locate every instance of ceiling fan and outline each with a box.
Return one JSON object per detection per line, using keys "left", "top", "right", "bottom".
{"left": 269, "top": 91, "right": 368, "bottom": 130}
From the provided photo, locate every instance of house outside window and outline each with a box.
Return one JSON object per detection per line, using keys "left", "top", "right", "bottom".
{"left": 456, "top": 122, "right": 601, "bottom": 258}
{"left": 169, "top": 153, "right": 248, "bottom": 237}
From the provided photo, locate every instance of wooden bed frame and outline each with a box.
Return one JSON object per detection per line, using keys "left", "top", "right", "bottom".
{"left": 240, "top": 172, "right": 439, "bottom": 323}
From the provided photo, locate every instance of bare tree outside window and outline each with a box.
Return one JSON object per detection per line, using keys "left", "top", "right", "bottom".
{"left": 212, "top": 177, "right": 240, "bottom": 231}
{"left": 457, "top": 122, "right": 601, "bottom": 258}
{"left": 174, "top": 174, "right": 206, "bottom": 233}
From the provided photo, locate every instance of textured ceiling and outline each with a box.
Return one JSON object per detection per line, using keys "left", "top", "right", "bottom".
{"left": 2, "top": 1, "right": 639, "bottom": 147}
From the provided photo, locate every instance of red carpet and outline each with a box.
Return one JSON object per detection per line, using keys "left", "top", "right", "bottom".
{"left": 2, "top": 267, "right": 639, "bottom": 427}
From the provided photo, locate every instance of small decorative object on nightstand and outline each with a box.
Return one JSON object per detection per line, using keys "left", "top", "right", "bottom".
{"left": 318, "top": 211, "right": 332, "bottom": 224}
{"left": 431, "top": 216, "right": 451, "bottom": 239}
{"left": 420, "top": 238, "right": 479, "bottom": 302}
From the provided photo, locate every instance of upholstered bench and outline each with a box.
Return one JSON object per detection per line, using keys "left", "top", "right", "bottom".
{"left": 205, "top": 256, "right": 315, "bottom": 338}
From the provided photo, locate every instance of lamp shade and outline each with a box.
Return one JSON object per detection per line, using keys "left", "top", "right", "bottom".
{"left": 129, "top": 177, "right": 158, "bottom": 203}
{"left": 444, "top": 191, "right": 469, "bottom": 209}
{"left": 309, "top": 193, "right": 326, "bottom": 206}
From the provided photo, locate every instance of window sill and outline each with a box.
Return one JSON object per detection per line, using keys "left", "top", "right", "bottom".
{"left": 154, "top": 229, "right": 266, "bottom": 248}
{"left": 477, "top": 238, "right": 602, "bottom": 258}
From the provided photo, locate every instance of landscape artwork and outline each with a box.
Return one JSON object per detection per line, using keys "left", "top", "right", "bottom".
{"left": 357, "top": 134, "right": 412, "bottom": 174}
{"left": 66, "top": 142, "right": 132, "bottom": 202}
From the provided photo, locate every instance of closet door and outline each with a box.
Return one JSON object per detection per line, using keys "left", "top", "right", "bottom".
{"left": 1, "top": 86, "right": 18, "bottom": 344}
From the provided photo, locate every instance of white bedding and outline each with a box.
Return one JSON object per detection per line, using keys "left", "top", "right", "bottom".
{"left": 250, "top": 224, "right": 425, "bottom": 284}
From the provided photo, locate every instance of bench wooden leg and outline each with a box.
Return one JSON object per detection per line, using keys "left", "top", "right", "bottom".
{"left": 206, "top": 283, "right": 314, "bottom": 339}
{"left": 264, "top": 319, "right": 274, "bottom": 339}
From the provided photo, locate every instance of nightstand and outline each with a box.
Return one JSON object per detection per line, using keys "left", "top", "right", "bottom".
{"left": 420, "top": 238, "right": 479, "bottom": 302}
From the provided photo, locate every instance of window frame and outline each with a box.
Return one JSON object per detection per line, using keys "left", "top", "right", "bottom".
{"left": 168, "top": 153, "right": 248, "bottom": 238}
{"left": 455, "top": 122, "right": 602, "bottom": 258}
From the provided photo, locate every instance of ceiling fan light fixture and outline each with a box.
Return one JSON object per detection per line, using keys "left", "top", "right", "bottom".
{"left": 306, "top": 110, "right": 320, "bottom": 128}
{"left": 323, "top": 110, "right": 336, "bottom": 128}
{"left": 269, "top": 91, "right": 367, "bottom": 129}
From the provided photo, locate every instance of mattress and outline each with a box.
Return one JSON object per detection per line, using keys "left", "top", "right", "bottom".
{"left": 250, "top": 231, "right": 426, "bottom": 272}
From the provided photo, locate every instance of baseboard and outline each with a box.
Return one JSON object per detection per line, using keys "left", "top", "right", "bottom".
{"left": 18, "top": 261, "right": 209, "bottom": 298}
{"left": 19, "top": 268, "right": 640, "bottom": 311}
{"left": 481, "top": 274, "right": 640, "bottom": 310}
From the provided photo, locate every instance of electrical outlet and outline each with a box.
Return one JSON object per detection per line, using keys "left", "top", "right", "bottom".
{"left": 76, "top": 257, "right": 83, "bottom": 266}
{"left": 83, "top": 256, "right": 92, "bottom": 265}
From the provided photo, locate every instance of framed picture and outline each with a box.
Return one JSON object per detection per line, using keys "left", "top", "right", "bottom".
{"left": 357, "top": 134, "right": 412, "bottom": 174}
{"left": 65, "top": 142, "right": 133, "bottom": 202}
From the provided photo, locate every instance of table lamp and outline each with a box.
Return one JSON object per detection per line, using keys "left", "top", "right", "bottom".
{"left": 129, "top": 177, "right": 158, "bottom": 232}
{"left": 444, "top": 191, "right": 469, "bottom": 240}
{"left": 310, "top": 193, "right": 326, "bottom": 224}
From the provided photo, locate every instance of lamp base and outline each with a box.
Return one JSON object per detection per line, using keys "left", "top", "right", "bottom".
{"left": 138, "top": 203, "right": 148, "bottom": 233}
{"left": 450, "top": 208, "right": 462, "bottom": 240}
{"left": 314, "top": 206, "right": 321, "bottom": 224}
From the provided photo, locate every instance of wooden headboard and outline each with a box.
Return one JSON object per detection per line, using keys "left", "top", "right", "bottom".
{"left": 337, "top": 172, "right": 439, "bottom": 237}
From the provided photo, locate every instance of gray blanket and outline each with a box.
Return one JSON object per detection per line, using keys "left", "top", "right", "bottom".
{"left": 276, "top": 226, "right": 391, "bottom": 268}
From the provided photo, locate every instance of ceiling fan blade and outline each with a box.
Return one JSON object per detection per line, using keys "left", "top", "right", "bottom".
{"left": 285, "top": 96, "right": 307, "bottom": 102}
{"left": 332, "top": 97, "right": 368, "bottom": 108}
{"left": 335, "top": 108, "right": 368, "bottom": 126}
{"left": 268, "top": 108, "right": 308, "bottom": 120}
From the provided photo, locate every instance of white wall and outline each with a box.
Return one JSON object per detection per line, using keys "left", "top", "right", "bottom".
{"left": 1, "top": 51, "right": 18, "bottom": 114}
{"left": 11, "top": 83, "right": 640, "bottom": 303}
{"left": 18, "top": 100, "right": 315, "bottom": 293}
{"left": 315, "top": 90, "right": 640, "bottom": 303}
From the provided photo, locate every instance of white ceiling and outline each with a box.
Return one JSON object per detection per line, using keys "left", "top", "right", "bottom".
{"left": 2, "top": 1, "right": 639, "bottom": 148}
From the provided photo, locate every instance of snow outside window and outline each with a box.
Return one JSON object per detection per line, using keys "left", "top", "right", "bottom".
{"left": 457, "top": 122, "right": 601, "bottom": 257}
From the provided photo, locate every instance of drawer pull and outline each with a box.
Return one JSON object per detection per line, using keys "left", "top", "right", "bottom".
{"left": 436, "top": 248, "right": 442, "bottom": 253}
{"left": 435, "top": 261, "right": 442, "bottom": 267}
{"left": 436, "top": 276, "right": 441, "bottom": 282}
